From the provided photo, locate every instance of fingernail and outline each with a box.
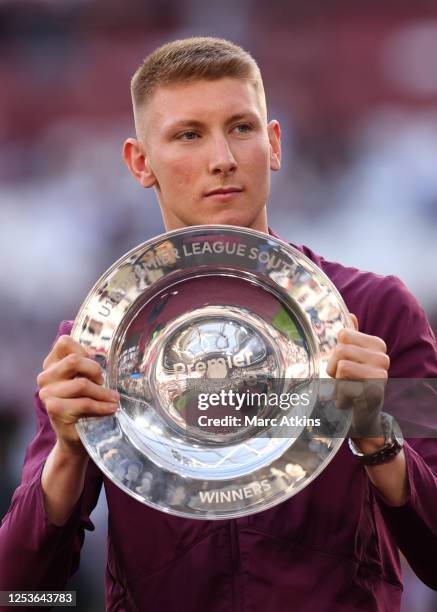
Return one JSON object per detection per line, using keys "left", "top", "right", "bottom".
{"left": 109, "top": 403, "right": 118, "bottom": 412}
{"left": 110, "top": 390, "right": 120, "bottom": 400}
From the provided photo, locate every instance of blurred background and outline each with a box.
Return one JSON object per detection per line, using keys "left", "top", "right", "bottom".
{"left": 1, "top": 0, "right": 437, "bottom": 610}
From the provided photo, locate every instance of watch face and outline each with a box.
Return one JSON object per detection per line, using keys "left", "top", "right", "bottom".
{"left": 72, "top": 225, "right": 353, "bottom": 519}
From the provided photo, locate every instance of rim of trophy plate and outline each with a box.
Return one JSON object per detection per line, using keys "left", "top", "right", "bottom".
{"left": 73, "top": 224, "right": 353, "bottom": 520}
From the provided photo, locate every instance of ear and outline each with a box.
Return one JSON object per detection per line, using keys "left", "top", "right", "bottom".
{"left": 267, "top": 120, "right": 281, "bottom": 172}
{"left": 123, "top": 138, "right": 157, "bottom": 188}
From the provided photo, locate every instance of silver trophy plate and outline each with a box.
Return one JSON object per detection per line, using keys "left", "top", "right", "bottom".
{"left": 73, "top": 225, "right": 352, "bottom": 519}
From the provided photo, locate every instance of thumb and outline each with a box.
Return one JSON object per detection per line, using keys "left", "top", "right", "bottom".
{"left": 350, "top": 313, "right": 359, "bottom": 331}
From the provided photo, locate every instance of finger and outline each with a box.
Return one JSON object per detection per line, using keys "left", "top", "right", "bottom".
{"left": 335, "top": 380, "right": 365, "bottom": 406}
{"left": 326, "top": 344, "right": 390, "bottom": 377}
{"left": 39, "top": 378, "right": 119, "bottom": 404}
{"left": 364, "top": 380, "right": 387, "bottom": 408}
{"left": 334, "top": 360, "right": 388, "bottom": 381}
{"left": 45, "top": 396, "right": 119, "bottom": 423}
{"left": 349, "top": 314, "right": 359, "bottom": 331}
{"left": 336, "top": 328, "right": 387, "bottom": 353}
{"left": 334, "top": 379, "right": 384, "bottom": 409}
{"left": 37, "top": 354, "right": 104, "bottom": 388}
{"left": 334, "top": 381, "right": 385, "bottom": 417}
{"left": 43, "top": 335, "right": 88, "bottom": 369}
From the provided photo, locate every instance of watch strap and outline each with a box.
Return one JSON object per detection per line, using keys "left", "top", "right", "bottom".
{"left": 348, "top": 412, "right": 404, "bottom": 466}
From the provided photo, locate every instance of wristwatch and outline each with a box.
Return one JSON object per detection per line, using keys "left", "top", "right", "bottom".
{"left": 348, "top": 412, "right": 404, "bottom": 466}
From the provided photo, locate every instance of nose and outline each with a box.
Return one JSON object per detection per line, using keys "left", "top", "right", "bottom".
{"left": 208, "top": 135, "right": 237, "bottom": 175}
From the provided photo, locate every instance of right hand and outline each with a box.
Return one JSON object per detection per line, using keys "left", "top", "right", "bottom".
{"left": 37, "top": 335, "right": 119, "bottom": 455}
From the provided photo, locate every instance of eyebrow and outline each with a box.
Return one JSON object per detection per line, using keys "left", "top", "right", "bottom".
{"left": 164, "top": 112, "right": 260, "bottom": 133}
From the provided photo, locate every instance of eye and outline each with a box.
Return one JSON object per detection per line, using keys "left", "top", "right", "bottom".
{"left": 234, "top": 123, "right": 253, "bottom": 134}
{"left": 178, "top": 131, "right": 199, "bottom": 141}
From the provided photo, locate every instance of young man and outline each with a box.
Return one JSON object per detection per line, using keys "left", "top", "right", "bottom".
{"left": 1, "top": 37, "right": 436, "bottom": 612}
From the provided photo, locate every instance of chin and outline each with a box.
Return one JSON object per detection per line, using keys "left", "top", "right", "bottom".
{"left": 197, "top": 213, "right": 253, "bottom": 229}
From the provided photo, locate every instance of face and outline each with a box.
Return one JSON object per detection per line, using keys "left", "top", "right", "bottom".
{"left": 124, "top": 77, "right": 281, "bottom": 232}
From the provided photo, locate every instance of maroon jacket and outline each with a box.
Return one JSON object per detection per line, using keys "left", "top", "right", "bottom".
{"left": 1, "top": 242, "right": 437, "bottom": 612}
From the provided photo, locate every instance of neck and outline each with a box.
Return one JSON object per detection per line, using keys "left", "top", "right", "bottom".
{"left": 161, "top": 209, "right": 269, "bottom": 235}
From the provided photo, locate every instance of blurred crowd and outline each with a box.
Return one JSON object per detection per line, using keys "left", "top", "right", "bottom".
{"left": 1, "top": 1, "right": 437, "bottom": 610}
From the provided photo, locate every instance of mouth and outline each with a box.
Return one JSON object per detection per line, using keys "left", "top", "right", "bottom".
{"left": 204, "top": 187, "right": 244, "bottom": 201}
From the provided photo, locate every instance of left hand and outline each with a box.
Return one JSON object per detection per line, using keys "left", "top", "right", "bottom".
{"left": 326, "top": 314, "right": 391, "bottom": 454}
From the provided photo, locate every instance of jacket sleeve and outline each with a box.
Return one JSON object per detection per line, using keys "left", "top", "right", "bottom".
{"left": 0, "top": 320, "right": 103, "bottom": 594}
{"left": 367, "top": 276, "right": 437, "bottom": 589}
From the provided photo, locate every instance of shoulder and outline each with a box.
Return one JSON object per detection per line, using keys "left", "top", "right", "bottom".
{"left": 296, "top": 244, "right": 437, "bottom": 377}
{"left": 297, "top": 243, "right": 393, "bottom": 313}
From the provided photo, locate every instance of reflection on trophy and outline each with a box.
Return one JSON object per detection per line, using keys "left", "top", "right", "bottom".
{"left": 73, "top": 225, "right": 352, "bottom": 519}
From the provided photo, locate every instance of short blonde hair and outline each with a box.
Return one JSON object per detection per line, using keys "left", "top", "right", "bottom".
{"left": 131, "top": 37, "right": 266, "bottom": 126}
